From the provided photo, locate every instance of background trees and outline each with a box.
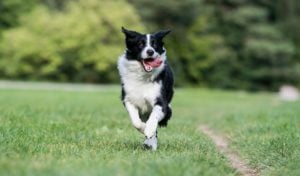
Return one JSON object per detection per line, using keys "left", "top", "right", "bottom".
{"left": 208, "top": 0, "right": 297, "bottom": 90}
{"left": 0, "top": 0, "right": 143, "bottom": 83}
{"left": 0, "top": 0, "right": 299, "bottom": 90}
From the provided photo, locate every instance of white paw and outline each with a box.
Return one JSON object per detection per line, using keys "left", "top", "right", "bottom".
{"left": 144, "top": 119, "right": 158, "bottom": 138}
{"left": 143, "top": 135, "right": 157, "bottom": 151}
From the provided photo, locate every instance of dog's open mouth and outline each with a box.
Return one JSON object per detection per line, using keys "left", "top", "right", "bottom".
{"left": 142, "top": 57, "right": 163, "bottom": 72}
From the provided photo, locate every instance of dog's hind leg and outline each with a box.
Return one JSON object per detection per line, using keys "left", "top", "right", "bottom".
{"left": 124, "top": 101, "right": 146, "bottom": 133}
{"left": 158, "top": 104, "right": 172, "bottom": 127}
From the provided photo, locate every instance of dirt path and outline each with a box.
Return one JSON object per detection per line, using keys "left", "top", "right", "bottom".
{"left": 199, "top": 125, "right": 258, "bottom": 176}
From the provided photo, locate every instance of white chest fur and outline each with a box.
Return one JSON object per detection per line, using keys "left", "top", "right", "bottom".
{"left": 118, "top": 54, "right": 162, "bottom": 113}
{"left": 124, "top": 80, "right": 161, "bottom": 113}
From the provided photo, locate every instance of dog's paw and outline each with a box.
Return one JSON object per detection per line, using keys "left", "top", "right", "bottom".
{"left": 143, "top": 136, "right": 157, "bottom": 151}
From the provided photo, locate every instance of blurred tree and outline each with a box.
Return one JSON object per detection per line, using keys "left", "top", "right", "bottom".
{"left": 275, "top": 0, "right": 300, "bottom": 87}
{"left": 129, "top": 0, "right": 246, "bottom": 88}
{"left": 129, "top": 0, "right": 202, "bottom": 85}
{"left": 130, "top": 0, "right": 300, "bottom": 90}
{"left": 1, "top": 0, "right": 300, "bottom": 90}
{"left": 208, "top": 0, "right": 297, "bottom": 90}
{"left": 0, "top": 0, "right": 37, "bottom": 30}
{"left": 0, "top": 0, "right": 144, "bottom": 83}
{"left": 129, "top": 0, "right": 199, "bottom": 29}
{"left": 179, "top": 12, "right": 239, "bottom": 88}
{"left": 40, "top": 0, "right": 71, "bottom": 10}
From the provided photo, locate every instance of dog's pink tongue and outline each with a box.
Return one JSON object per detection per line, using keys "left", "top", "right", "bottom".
{"left": 144, "top": 58, "right": 162, "bottom": 67}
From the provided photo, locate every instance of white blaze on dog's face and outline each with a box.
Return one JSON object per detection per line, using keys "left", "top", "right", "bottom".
{"left": 122, "top": 27, "right": 171, "bottom": 72}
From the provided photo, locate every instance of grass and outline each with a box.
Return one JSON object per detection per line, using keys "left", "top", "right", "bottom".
{"left": 0, "top": 88, "right": 234, "bottom": 176}
{"left": 176, "top": 88, "right": 300, "bottom": 176}
{"left": 0, "top": 87, "right": 299, "bottom": 175}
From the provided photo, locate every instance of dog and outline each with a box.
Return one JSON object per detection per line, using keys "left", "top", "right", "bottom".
{"left": 117, "top": 27, "right": 174, "bottom": 150}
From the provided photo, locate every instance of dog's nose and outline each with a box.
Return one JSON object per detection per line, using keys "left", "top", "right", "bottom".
{"left": 146, "top": 49, "right": 154, "bottom": 56}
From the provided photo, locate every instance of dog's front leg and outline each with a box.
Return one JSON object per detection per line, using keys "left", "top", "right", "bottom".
{"left": 144, "top": 105, "right": 164, "bottom": 138}
{"left": 125, "top": 101, "right": 145, "bottom": 133}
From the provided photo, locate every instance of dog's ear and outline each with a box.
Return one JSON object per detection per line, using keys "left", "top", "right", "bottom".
{"left": 121, "top": 27, "right": 142, "bottom": 38}
{"left": 154, "top": 29, "right": 171, "bottom": 39}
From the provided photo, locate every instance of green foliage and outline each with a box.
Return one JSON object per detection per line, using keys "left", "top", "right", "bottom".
{"left": 130, "top": 0, "right": 235, "bottom": 87}
{"left": 0, "top": 0, "right": 37, "bottom": 30}
{"left": 1, "top": 0, "right": 300, "bottom": 90}
{"left": 129, "top": 0, "right": 203, "bottom": 85}
{"left": 225, "top": 6, "right": 268, "bottom": 26}
{"left": 242, "top": 24, "right": 296, "bottom": 89}
{"left": 0, "top": 0, "right": 143, "bottom": 82}
{"left": 181, "top": 15, "right": 239, "bottom": 88}
{"left": 128, "top": 0, "right": 300, "bottom": 90}
{"left": 129, "top": 0, "right": 200, "bottom": 28}
{"left": 211, "top": 1, "right": 298, "bottom": 90}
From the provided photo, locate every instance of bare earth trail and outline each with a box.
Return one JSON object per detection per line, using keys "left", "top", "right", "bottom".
{"left": 199, "top": 125, "right": 258, "bottom": 176}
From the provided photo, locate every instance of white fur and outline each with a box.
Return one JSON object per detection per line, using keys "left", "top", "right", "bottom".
{"left": 144, "top": 135, "right": 158, "bottom": 151}
{"left": 144, "top": 105, "right": 164, "bottom": 138}
{"left": 118, "top": 56, "right": 161, "bottom": 112}
{"left": 124, "top": 101, "right": 146, "bottom": 133}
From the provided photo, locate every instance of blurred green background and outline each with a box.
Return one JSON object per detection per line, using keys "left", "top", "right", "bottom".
{"left": 1, "top": 0, "right": 300, "bottom": 91}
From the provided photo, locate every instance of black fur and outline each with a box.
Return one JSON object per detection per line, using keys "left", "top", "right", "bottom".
{"left": 155, "top": 63, "right": 174, "bottom": 126}
{"left": 122, "top": 27, "right": 171, "bottom": 61}
{"left": 122, "top": 27, "right": 146, "bottom": 61}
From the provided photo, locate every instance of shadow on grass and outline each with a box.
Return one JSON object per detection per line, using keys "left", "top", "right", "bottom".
{"left": 106, "top": 137, "right": 201, "bottom": 153}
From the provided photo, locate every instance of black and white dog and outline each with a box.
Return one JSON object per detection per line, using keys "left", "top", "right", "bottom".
{"left": 118, "top": 27, "right": 174, "bottom": 150}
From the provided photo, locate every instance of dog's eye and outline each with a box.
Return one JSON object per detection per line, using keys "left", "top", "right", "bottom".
{"left": 151, "top": 40, "right": 156, "bottom": 47}
{"left": 138, "top": 41, "right": 144, "bottom": 48}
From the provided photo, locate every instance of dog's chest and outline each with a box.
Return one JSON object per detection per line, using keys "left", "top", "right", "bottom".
{"left": 118, "top": 55, "right": 162, "bottom": 113}
{"left": 124, "top": 79, "right": 161, "bottom": 113}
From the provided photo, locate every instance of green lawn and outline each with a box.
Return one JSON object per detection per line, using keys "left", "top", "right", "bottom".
{"left": 0, "top": 87, "right": 299, "bottom": 176}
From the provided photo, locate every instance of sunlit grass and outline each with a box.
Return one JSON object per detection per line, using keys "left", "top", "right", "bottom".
{"left": 0, "top": 88, "right": 299, "bottom": 175}
{"left": 0, "top": 88, "right": 234, "bottom": 176}
{"left": 175, "top": 88, "right": 300, "bottom": 176}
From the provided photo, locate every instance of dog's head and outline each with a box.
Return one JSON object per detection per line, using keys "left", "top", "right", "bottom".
{"left": 121, "top": 27, "right": 171, "bottom": 72}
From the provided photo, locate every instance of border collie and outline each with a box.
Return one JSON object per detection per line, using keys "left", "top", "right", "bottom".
{"left": 117, "top": 27, "right": 174, "bottom": 150}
